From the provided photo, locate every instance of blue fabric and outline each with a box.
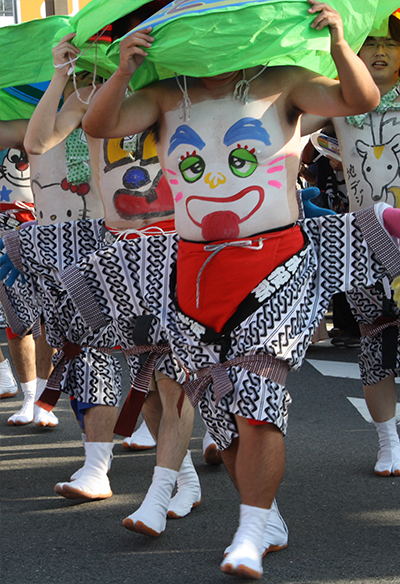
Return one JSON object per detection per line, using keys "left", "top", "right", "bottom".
{"left": 0, "top": 242, "right": 25, "bottom": 286}
{"left": 70, "top": 397, "right": 97, "bottom": 430}
{"left": 301, "top": 187, "right": 336, "bottom": 218}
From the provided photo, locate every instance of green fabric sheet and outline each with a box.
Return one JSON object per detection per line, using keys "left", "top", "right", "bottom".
{"left": 104, "top": 0, "right": 400, "bottom": 90}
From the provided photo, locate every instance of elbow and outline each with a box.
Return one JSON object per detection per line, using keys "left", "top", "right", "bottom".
{"left": 82, "top": 114, "right": 100, "bottom": 138}
{"left": 23, "top": 138, "right": 46, "bottom": 156}
{"left": 362, "top": 85, "right": 380, "bottom": 113}
{"left": 348, "top": 86, "right": 380, "bottom": 118}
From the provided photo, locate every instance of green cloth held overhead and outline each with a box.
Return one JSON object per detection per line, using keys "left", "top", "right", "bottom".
{"left": 0, "top": 10, "right": 115, "bottom": 121}
{"left": 1, "top": 0, "right": 399, "bottom": 120}
{"left": 0, "top": 15, "right": 69, "bottom": 121}
{"left": 104, "top": 0, "right": 400, "bottom": 91}
{"left": 0, "top": 15, "right": 70, "bottom": 89}
{"left": 69, "top": 0, "right": 150, "bottom": 47}
{"left": 0, "top": 89, "right": 35, "bottom": 121}
{"left": 53, "top": 0, "right": 156, "bottom": 80}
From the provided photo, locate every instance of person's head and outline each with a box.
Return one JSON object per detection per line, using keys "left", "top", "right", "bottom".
{"left": 64, "top": 70, "right": 103, "bottom": 100}
{"left": 75, "top": 71, "right": 103, "bottom": 88}
{"left": 358, "top": 14, "right": 400, "bottom": 92}
{"left": 111, "top": 0, "right": 169, "bottom": 41}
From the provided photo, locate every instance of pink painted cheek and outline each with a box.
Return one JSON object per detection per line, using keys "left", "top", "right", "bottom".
{"left": 268, "top": 180, "right": 282, "bottom": 189}
{"left": 175, "top": 192, "right": 183, "bottom": 203}
{"left": 163, "top": 168, "right": 177, "bottom": 176}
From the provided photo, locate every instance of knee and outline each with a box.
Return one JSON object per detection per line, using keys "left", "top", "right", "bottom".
{"left": 158, "top": 380, "right": 193, "bottom": 417}
{"left": 157, "top": 378, "right": 183, "bottom": 402}
{"left": 236, "top": 416, "right": 283, "bottom": 438}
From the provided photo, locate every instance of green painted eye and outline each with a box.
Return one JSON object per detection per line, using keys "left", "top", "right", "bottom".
{"left": 229, "top": 148, "right": 258, "bottom": 178}
{"left": 179, "top": 155, "right": 205, "bottom": 183}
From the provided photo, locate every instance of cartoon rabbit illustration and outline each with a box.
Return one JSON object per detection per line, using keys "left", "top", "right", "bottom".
{"left": 355, "top": 111, "right": 400, "bottom": 207}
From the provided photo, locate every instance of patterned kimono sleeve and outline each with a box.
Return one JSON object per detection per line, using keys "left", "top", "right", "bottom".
{"left": 303, "top": 203, "right": 400, "bottom": 297}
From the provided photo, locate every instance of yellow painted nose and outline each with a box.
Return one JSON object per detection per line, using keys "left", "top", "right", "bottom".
{"left": 374, "top": 145, "right": 385, "bottom": 160}
{"left": 204, "top": 172, "right": 226, "bottom": 189}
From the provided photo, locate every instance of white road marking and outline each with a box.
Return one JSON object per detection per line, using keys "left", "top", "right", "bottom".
{"left": 306, "top": 359, "right": 400, "bottom": 383}
{"left": 306, "top": 359, "right": 400, "bottom": 422}
{"left": 306, "top": 359, "right": 361, "bottom": 379}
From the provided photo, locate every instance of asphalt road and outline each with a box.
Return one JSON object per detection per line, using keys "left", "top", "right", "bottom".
{"left": 1, "top": 329, "right": 400, "bottom": 584}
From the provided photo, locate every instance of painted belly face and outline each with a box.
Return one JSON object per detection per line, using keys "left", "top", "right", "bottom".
{"left": 101, "top": 131, "right": 174, "bottom": 224}
{"left": 163, "top": 99, "right": 293, "bottom": 240}
{"left": 0, "top": 148, "right": 33, "bottom": 205}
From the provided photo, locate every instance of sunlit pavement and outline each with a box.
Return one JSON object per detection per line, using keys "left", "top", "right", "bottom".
{"left": 1, "top": 329, "right": 399, "bottom": 584}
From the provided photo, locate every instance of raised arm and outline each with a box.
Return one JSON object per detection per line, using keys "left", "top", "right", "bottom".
{"left": 292, "top": 0, "right": 380, "bottom": 118}
{"left": 82, "top": 28, "right": 161, "bottom": 139}
{"left": 301, "top": 114, "right": 330, "bottom": 136}
{"left": 24, "top": 34, "right": 89, "bottom": 155}
{"left": 0, "top": 119, "right": 29, "bottom": 151}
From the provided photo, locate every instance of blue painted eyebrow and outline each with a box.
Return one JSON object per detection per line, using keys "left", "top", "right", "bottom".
{"left": 223, "top": 118, "right": 271, "bottom": 147}
{"left": 168, "top": 125, "right": 206, "bottom": 156}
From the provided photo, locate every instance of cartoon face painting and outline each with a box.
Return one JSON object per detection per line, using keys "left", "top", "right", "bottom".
{"left": 356, "top": 112, "right": 400, "bottom": 207}
{"left": 0, "top": 148, "right": 33, "bottom": 206}
{"left": 161, "top": 99, "right": 296, "bottom": 240}
{"left": 29, "top": 142, "right": 104, "bottom": 226}
{"left": 99, "top": 131, "right": 174, "bottom": 226}
{"left": 337, "top": 111, "right": 400, "bottom": 211}
{"left": 31, "top": 177, "right": 94, "bottom": 224}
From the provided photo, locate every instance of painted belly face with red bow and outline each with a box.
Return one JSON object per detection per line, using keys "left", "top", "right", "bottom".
{"left": 30, "top": 141, "right": 104, "bottom": 226}
{"left": 160, "top": 99, "right": 300, "bottom": 241}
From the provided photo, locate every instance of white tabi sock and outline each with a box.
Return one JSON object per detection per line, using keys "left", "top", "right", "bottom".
{"left": 70, "top": 433, "right": 87, "bottom": 481}
{"left": 167, "top": 450, "right": 202, "bottom": 518}
{"left": 260, "top": 499, "right": 288, "bottom": 554}
{"left": 123, "top": 466, "right": 178, "bottom": 536}
{"left": 374, "top": 417, "right": 400, "bottom": 476}
{"left": 34, "top": 378, "right": 59, "bottom": 427}
{"left": 122, "top": 420, "right": 157, "bottom": 450}
{"left": 55, "top": 442, "right": 114, "bottom": 500}
{"left": 70, "top": 433, "right": 113, "bottom": 481}
{"left": 202, "top": 429, "right": 223, "bottom": 465}
{"left": 0, "top": 358, "right": 18, "bottom": 398}
{"left": 224, "top": 499, "right": 288, "bottom": 558}
{"left": 7, "top": 379, "right": 36, "bottom": 425}
{"left": 221, "top": 504, "right": 271, "bottom": 580}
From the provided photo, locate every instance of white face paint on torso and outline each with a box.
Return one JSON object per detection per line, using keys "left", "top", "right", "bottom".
{"left": 334, "top": 102, "right": 400, "bottom": 212}
{"left": 29, "top": 140, "right": 104, "bottom": 226}
{"left": 88, "top": 133, "right": 174, "bottom": 230}
{"left": 0, "top": 148, "right": 33, "bottom": 206}
{"left": 158, "top": 98, "right": 300, "bottom": 241}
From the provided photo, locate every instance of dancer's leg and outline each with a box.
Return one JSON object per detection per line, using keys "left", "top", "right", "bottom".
{"left": 7, "top": 333, "right": 36, "bottom": 424}
{"left": 35, "top": 325, "right": 56, "bottom": 380}
{"left": 220, "top": 416, "right": 286, "bottom": 579}
{"left": 34, "top": 326, "right": 58, "bottom": 426}
{"left": 123, "top": 374, "right": 200, "bottom": 535}
{"left": 7, "top": 333, "right": 36, "bottom": 384}
{"left": 364, "top": 376, "right": 400, "bottom": 476}
{"left": 122, "top": 419, "right": 157, "bottom": 450}
{"left": 0, "top": 345, "right": 18, "bottom": 398}
{"left": 55, "top": 405, "right": 118, "bottom": 500}
{"left": 203, "top": 423, "right": 223, "bottom": 465}
{"left": 156, "top": 376, "right": 193, "bottom": 471}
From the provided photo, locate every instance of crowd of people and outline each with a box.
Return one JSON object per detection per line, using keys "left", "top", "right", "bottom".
{"left": 1, "top": 0, "right": 400, "bottom": 580}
